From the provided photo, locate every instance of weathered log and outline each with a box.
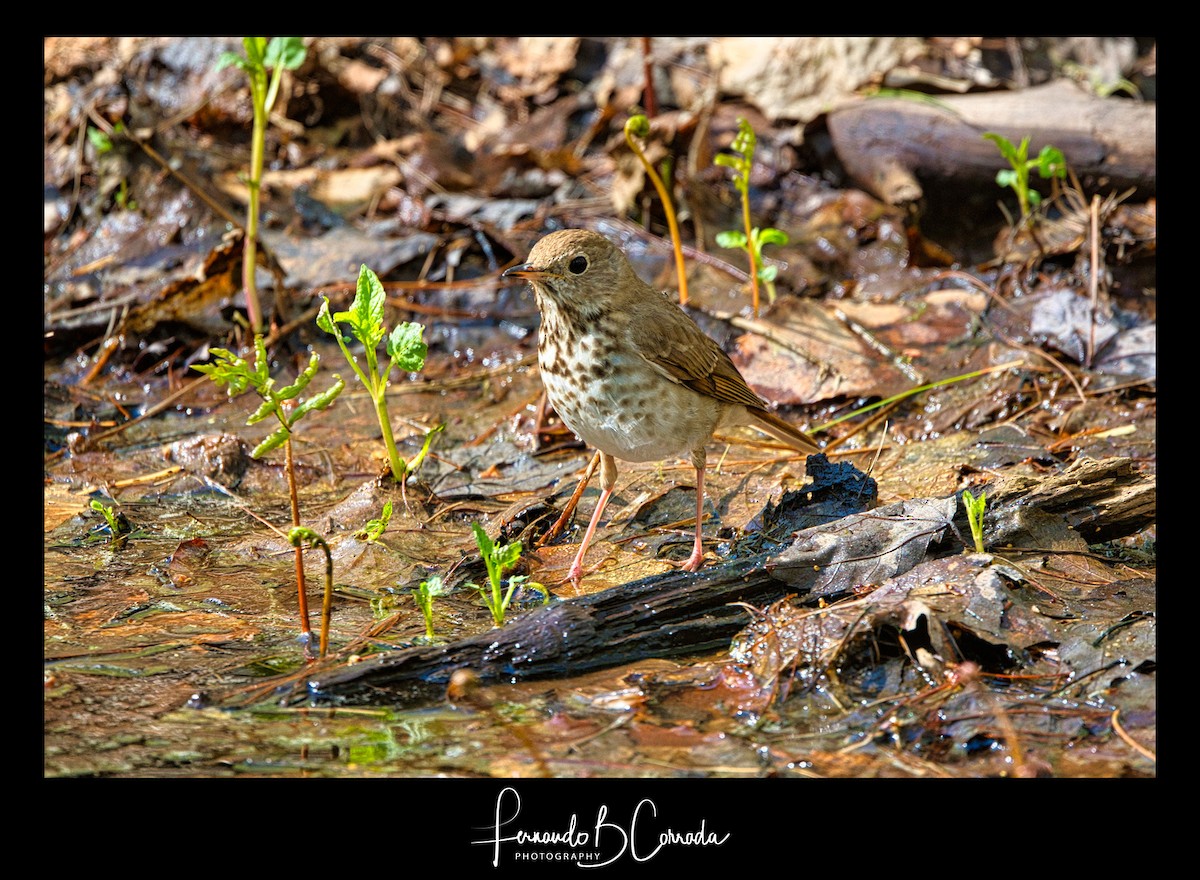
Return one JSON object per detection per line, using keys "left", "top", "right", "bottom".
{"left": 208, "top": 456, "right": 1152, "bottom": 708}
{"left": 826, "top": 80, "right": 1156, "bottom": 205}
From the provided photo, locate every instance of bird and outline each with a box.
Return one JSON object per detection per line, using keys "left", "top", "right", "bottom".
{"left": 502, "top": 228, "right": 820, "bottom": 584}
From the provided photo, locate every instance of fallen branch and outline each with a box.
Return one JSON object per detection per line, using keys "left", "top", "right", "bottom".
{"left": 203, "top": 455, "right": 1152, "bottom": 708}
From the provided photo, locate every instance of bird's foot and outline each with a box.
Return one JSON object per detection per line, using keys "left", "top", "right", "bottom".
{"left": 680, "top": 548, "right": 706, "bottom": 573}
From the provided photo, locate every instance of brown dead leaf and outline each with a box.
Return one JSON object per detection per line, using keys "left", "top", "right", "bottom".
{"left": 493, "top": 37, "right": 580, "bottom": 98}
{"left": 731, "top": 297, "right": 907, "bottom": 404}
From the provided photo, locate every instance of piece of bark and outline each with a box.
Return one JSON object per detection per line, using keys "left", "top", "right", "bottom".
{"left": 206, "top": 456, "right": 1152, "bottom": 708}
{"left": 826, "top": 79, "right": 1156, "bottom": 205}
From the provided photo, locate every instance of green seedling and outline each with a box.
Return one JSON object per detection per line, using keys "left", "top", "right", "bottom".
{"left": 468, "top": 523, "right": 547, "bottom": 626}
{"left": 86, "top": 126, "right": 114, "bottom": 154}
{"left": 318, "top": 264, "right": 432, "bottom": 490}
{"left": 962, "top": 489, "right": 987, "bottom": 554}
{"left": 217, "top": 37, "right": 307, "bottom": 333}
{"left": 89, "top": 498, "right": 122, "bottom": 533}
{"left": 412, "top": 574, "right": 447, "bottom": 640}
{"left": 193, "top": 334, "right": 344, "bottom": 652}
{"left": 983, "top": 132, "right": 1066, "bottom": 228}
{"left": 625, "top": 115, "right": 689, "bottom": 305}
{"left": 715, "top": 117, "right": 789, "bottom": 317}
{"left": 356, "top": 500, "right": 393, "bottom": 543}
{"left": 369, "top": 590, "right": 399, "bottom": 620}
{"left": 1060, "top": 61, "right": 1141, "bottom": 99}
{"left": 88, "top": 498, "right": 131, "bottom": 545}
{"left": 86, "top": 124, "right": 137, "bottom": 212}
{"left": 288, "top": 527, "right": 334, "bottom": 658}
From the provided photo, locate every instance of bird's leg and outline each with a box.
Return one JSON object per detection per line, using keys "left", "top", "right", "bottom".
{"left": 568, "top": 452, "right": 618, "bottom": 585}
{"left": 681, "top": 449, "right": 707, "bottom": 572}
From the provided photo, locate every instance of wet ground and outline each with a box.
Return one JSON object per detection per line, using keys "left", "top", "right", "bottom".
{"left": 45, "top": 39, "right": 1155, "bottom": 788}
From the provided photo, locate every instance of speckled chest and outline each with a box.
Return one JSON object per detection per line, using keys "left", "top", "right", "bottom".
{"left": 535, "top": 302, "right": 715, "bottom": 462}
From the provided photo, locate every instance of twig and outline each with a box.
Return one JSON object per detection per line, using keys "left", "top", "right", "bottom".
{"left": 1086, "top": 193, "right": 1101, "bottom": 368}
{"left": 832, "top": 307, "right": 926, "bottom": 384}
{"left": 1110, "top": 708, "right": 1156, "bottom": 762}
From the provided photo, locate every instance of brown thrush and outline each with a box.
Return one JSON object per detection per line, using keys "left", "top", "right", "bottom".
{"left": 503, "top": 228, "right": 820, "bottom": 583}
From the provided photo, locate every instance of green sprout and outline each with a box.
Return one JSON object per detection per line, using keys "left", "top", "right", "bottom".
{"left": 288, "top": 527, "right": 334, "bottom": 659}
{"left": 216, "top": 37, "right": 307, "bottom": 333}
{"left": 86, "top": 126, "right": 114, "bottom": 154}
{"left": 962, "top": 489, "right": 987, "bottom": 554}
{"left": 625, "top": 115, "right": 689, "bottom": 305}
{"left": 193, "top": 334, "right": 344, "bottom": 651}
{"left": 715, "top": 117, "right": 789, "bottom": 317}
{"left": 89, "top": 498, "right": 121, "bottom": 533}
{"left": 356, "top": 500, "right": 393, "bottom": 543}
{"left": 983, "top": 132, "right": 1067, "bottom": 228}
{"left": 88, "top": 498, "right": 131, "bottom": 545}
{"left": 318, "top": 264, "right": 433, "bottom": 490}
{"left": 86, "top": 123, "right": 137, "bottom": 212}
{"left": 468, "top": 523, "right": 547, "bottom": 626}
{"left": 413, "top": 574, "right": 447, "bottom": 640}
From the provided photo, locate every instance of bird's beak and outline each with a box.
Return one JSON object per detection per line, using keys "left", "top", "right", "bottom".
{"left": 502, "top": 262, "right": 553, "bottom": 281}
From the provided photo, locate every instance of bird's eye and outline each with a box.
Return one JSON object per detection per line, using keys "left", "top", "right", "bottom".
{"left": 568, "top": 255, "right": 588, "bottom": 274}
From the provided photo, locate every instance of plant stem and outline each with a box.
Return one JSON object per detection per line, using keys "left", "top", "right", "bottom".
{"left": 741, "top": 192, "right": 760, "bottom": 318}
{"left": 375, "top": 390, "right": 406, "bottom": 482}
{"left": 361, "top": 337, "right": 406, "bottom": 483}
{"left": 290, "top": 529, "right": 334, "bottom": 658}
{"left": 244, "top": 75, "right": 267, "bottom": 334}
{"left": 317, "top": 539, "right": 334, "bottom": 658}
{"left": 624, "top": 120, "right": 688, "bottom": 305}
{"left": 284, "top": 436, "right": 311, "bottom": 643}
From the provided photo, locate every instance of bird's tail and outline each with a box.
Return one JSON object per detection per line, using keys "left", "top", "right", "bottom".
{"left": 748, "top": 408, "right": 822, "bottom": 455}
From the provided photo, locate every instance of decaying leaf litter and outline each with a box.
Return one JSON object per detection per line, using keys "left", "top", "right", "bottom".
{"left": 44, "top": 37, "right": 1155, "bottom": 778}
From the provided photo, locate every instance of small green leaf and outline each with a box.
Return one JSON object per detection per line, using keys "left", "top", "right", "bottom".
{"left": 758, "top": 265, "right": 779, "bottom": 283}
{"left": 494, "top": 541, "right": 523, "bottom": 572}
{"left": 252, "top": 336, "right": 272, "bottom": 385}
{"left": 192, "top": 348, "right": 256, "bottom": 396}
{"left": 246, "top": 397, "right": 279, "bottom": 425}
{"left": 289, "top": 375, "right": 345, "bottom": 423}
{"left": 316, "top": 297, "right": 338, "bottom": 335}
{"left": 984, "top": 132, "right": 1026, "bottom": 165}
{"left": 348, "top": 264, "right": 387, "bottom": 350}
{"left": 995, "top": 169, "right": 1018, "bottom": 188}
{"left": 962, "top": 489, "right": 987, "bottom": 554}
{"left": 1036, "top": 145, "right": 1067, "bottom": 179}
{"left": 731, "top": 117, "right": 755, "bottom": 156}
{"left": 756, "top": 227, "right": 789, "bottom": 247}
{"left": 275, "top": 353, "right": 320, "bottom": 401}
{"left": 418, "top": 574, "right": 447, "bottom": 598}
{"left": 713, "top": 154, "right": 739, "bottom": 170}
{"left": 388, "top": 322, "right": 428, "bottom": 373}
{"left": 215, "top": 50, "right": 248, "bottom": 72}
{"left": 252, "top": 426, "right": 290, "bottom": 458}
{"left": 265, "top": 37, "right": 306, "bottom": 70}
{"left": 471, "top": 522, "right": 494, "bottom": 559}
{"left": 357, "top": 500, "right": 394, "bottom": 542}
{"left": 87, "top": 127, "right": 114, "bottom": 154}
{"left": 715, "top": 230, "right": 747, "bottom": 249}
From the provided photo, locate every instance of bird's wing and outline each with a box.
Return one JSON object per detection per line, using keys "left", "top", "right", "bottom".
{"left": 632, "top": 300, "right": 767, "bottom": 410}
